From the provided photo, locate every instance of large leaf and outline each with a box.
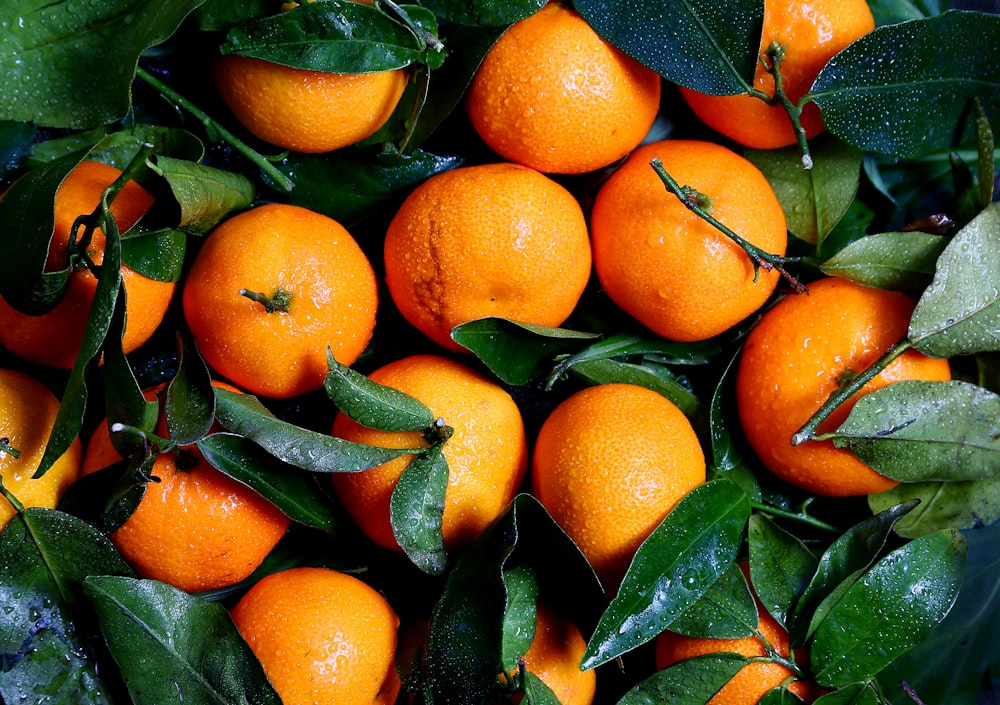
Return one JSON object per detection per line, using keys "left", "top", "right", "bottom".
{"left": 665, "top": 561, "right": 757, "bottom": 639}
{"left": 819, "top": 231, "right": 949, "bottom": 296}
{"left": 747, "top": 513, "right": 818, "bottom": 627}
{"left": 324, "top": 355, "right": 435, "bottom": 432}
{"left": 0, "top": 0, "right": 205, "bottom": 128}
{"left": 868, "top": 473, "right": 1000, "bottom": 538}
{"left": 84, "top": 576, "right": 281, "bottom": 705}
{"left": 617, "top": 653, "right": 748, "bottom": 705}
{"left": 419, "top": 0, "right": 545, "bottom": 26}
{"left": 389, "top": 444, "right": 449, "bottom": 575}
{"left": 808, "top": 11, "right": 1000, "bottom": 158}
{"left": 573, "top": 0, "right": 764, "bottom": 96}
{"left": 148, "top": 156, "right": 255, "bottom": 235}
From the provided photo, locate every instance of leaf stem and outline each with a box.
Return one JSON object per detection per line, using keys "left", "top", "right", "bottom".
{"left": 0, "top": 437, "right": 21, "bottom": 459}
{"left": 758, "top": 43, "right": 814, "bottom": 170}
{"left": 377, "top": 0, "right": 444, "bottom": 53}
{"left": 749, "top": 501, "right": 840, "bottom": 533}
{"left": 650, "top": 159, "right": 806, "bottom": 293}
{"left": 790, "top": 337, "right": 913, "bottom": 446}
{"left": 135, "top": 66, "right": 296, "bottom": 193}
{"left": 0, "top": 475, "right": 25, "bottom": 513}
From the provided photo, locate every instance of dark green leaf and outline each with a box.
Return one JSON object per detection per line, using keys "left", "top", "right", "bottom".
{"left": 974, "top": 99, "right": 995, "bottom": 210}
{"left": 191, "top": 0, "right": 270, "bottom": 32}
{"left": 29, "top": 125, "right": 206, "bottom": 169}
{"left": 617, "top": 653, "right": 747, "bottom": 705}
{"left": 0, "top": 120, "right": 36, "bottom": 178}
{"left": 500, "top": 566, "right": 539, "bottom": 671}
{"left": 102, "top": 291, "right": 160, "bottom": 448}
{"left": 149, "top": 155, "right": 255, "bottom": 234}
{"left": 451, "top": 317, "right": 599, "bottom": 386}
{"left": 909, "top": 202, "right": 1000, "bottom": 357}
{"left": 196, "top": 432, "right": 338, "bottom": 534}
{"left": 121, "top": 228, "right": 187, "bottom": 282}
{"left": 811, "top": 682, "right": 879, "bottom": 705}
{"left": 165, "top": 333, "right": 216, "bottom": 447}
{"left": 390, "top": 444, "right": 449, "bottom": 575}
{"left": 831, "top": 380, "right": 1000, "bottom": 482}
{"left": 707, "top": 350, "right": 761, "bottom": 498}
{"left": 574, "top": 0, "right": 763, "bottom": 95}
{"left": 868, "top": 0, "right": 950, "bottom": 26}
{"left": 748, "top": 513, "right": 819, "bottom": 626}
{"left": 0, "top": 0, "right": 205, "bottom": 128}
{"left": 808, "top": 11, "right": 1000, "bottom": 159}
{"left": 567, "top": 358, "right": 702, "bottom": 422}
{"left": 667, "top": 561, "right": 757, "bottom": 639}
{"left": 523, "top": 671, "right": 561, "bottom": 705}
{"left": 420, "top": 0, "right": 544, "bottom": 26}
{"left": 213, "top": 388, "right": 419, "bottom": 473}
{"left": 324, "top": 355, "right": 435, "bottom": 432}
{"left": 819, "top": 231, "right": 949, "bottom": 296}
{"left": 745, "top": 135, "right": 863, "bottom": 247}
{"left": 811, "top": 529, "right": 967, "bottom": 687}
{"left": 868, "top": 474, "right": 1000, "bottom": 538}
{"left": 84, "top": 575, "right": 282, "bottom": 705}
{"left": 582, "top": 479, "right": 750, "bottom": 669}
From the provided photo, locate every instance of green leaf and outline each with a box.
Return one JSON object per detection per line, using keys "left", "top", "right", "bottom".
{"left": 0, "top": 0, "right": 205, "bottom": 129}
{"left": 830, "top": 380, "right": 1000, "bottom": 482}
{"left": 868, "top": 0, "right": 950, "bottom": 26}
{"left": 419, "top": 0, "right": 544, "bottom": 26}
{"left": 808, "top": 11, "right": 1000, "bottom": 159}
{"left": 523, "top": 671, "right": 561, "bottom": 705}
{"left": 0, "top": 508, "right": 133, "bottom": 705}
{"left": 819, "top": 231, "right": 949, "bottom": 296}
{"left": 811, "top": 682, "right": 879, "bottom": 705}
{"left": 617, "top": 653, "right": 747, "bottom": 705}
{"left": 666, "top": 561, "right": 757, "bottom": 639}
{"left": 390, "top": 444, "right": 449, "bottom": 575}
{"left": 451, "top": 317, "right": 599, "bottom": 386}
{"left": 102, "top": 292, "right": 160, "bottom": 448}
{"left": 213, "top": 388, "right": 419, "bottom": 473}
{"left": 196, "top": 432, "right": 338, "bottom": 534}
{"left": 810, "top": 529, "right": 967, "bottom": 687}
{"left": 165, "top": 334, "right": 216, "bottom": 447}
{"left": 324, "top": 355, "right": 435, "bottom": 432}
{"left": 748, "top": 513, "right": 819, "bottom": 627}
{"left": 219, "top": 0, "right": 425, "bottom": 72}
{"left": 909, "top": 202, "right": 1000, "bottom": 357}
{"left": 868, "top": 474, "right": 1000, "bottom": 538}
{"left": 148, "top": 155, "right": 255, "bottom": 235}
{"left": 573, "top": 0, "right": 763, "bottom": 96}
{"left": 582, "top": 479, "right": 750, "bottom": 669}
{"left": 84, "top": 575, "right": 282, "bottom": 705}
{"left": 121, "top": 228, "right": 187, "bottom": 282}
{"left": 745, "top": 135, "right": 864, "bottom": 248}
{"left": 707, "top": 350, "right": 761, "bottom": 498}
{"left": 500, "top": 566, "right": 539, "bottom": 671}
{"left": 974, "top": 98, "right": 996, "bottom": 211}
{"left": 191, "top": 0, "right": 271, "bottom": 31}
{"left": 567, "top": 358, "right": 703, "bottom": 422}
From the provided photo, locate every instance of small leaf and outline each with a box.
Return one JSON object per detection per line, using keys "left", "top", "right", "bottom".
{"left": 501, "top": 566, "right": 540, "bottom": 671}
{"left": 165, "top": 333, "right": 216, "bottom": 447}
{"left": 121, "top": 228, "right": 187, "bottom": 282}
{"left": 909, "top": 202, "right": 1000, "bottom": 357}
{"left": 582, "top": 479, "right": 750, "bottom": 669}
{"left": 567, "top": 358, "right": 702, "bottom": 422}
{"left": 102, "top": 290, "right": 160, "bottom": 444}
{"left": 974, "top": 98, "right": 996, "bottom": 211}
{"left": 84, "top": 575, "right": 282, "bottom": 705}
{"left": 324, "top": 355, "right": 435, "bottom": 432}
{"left": 523, "top": 671, "right": 561, "bottom": 705}
{"left": 811, "top": 682, "right": 879, "bottom": 705}
{"left": 830, "top": 380, "right": 1000, "bottom": 482}
{"left": 810, "top": 529, "right": 967, "bottom": 687}
{"left": 707, "top": 350, "right": 761, "bottom": 498}
{"left": 667, "top": 561, "right": 757, "bottom": 639}
{"left": 869, "top": 475, "right": 1000, "bottom": 538}
{"left": 748, "top": 513, "right": 819, "bottom": 626}
{"left": 390, "top": 444, "right": 449, "bottom": 575}
{"left": 420, "top": 0, "right": 544, "bottom": 26}
{"left": 617, "top": 653, "right": 747, "bottom": 705}
{"left": 148, "top": 155, "right": 255, "bottom": 234}
{"left": 819, "top": 231, "right": 948, "bottom": 296}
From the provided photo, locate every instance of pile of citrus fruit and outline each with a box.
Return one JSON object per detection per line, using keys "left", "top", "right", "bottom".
{"left": 1, "top": 1, "right": 998, "bottom": 704}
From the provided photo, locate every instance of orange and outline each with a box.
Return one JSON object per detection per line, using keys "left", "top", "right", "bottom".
{"left": 331, "top": 354, "right": 527, "bottom": 552}
{"left": 530, "top": 383, "right": 705, "bottom": 592}
{"left": 0, "top": 160, "right": 176, "bottom": 369}
{"left": 465, "top": 2, "right": 661, "bottom": 174}
{"left": 383, "top": 162, "right": 592, "bottom": 353}
{"left": 0, "top": 368, "right": 82, "bottom": 528}
{"left": 518, "top": 602, "right": 596, "bottom": 705}
{"left": 735, "top": 277, "right": 952, "bottom": 497}
{"left": 182, "top": 203, "right": 378, "bottom": 399}
{"left": 655, "top": 564, "right": 818, "bottom": 705}
{"left": 678, "top": 0, "right": 875, "bottom": 149}
{"left": 230, "top": 566, "right": 401, "bottom": 705}
{"left": 81, "top": 384, "right": 291, "bottom": 593}
{"left": 590, "top": 139, "right": 787, "bottom": 343}
{"left": 212, "top": 0, "right": 408, "bottom": 154}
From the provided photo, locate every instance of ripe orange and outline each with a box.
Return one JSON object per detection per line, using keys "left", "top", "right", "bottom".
{"left": 0, "top": 160, "right": 175, "bottom": 369}
{"left": 331, "top": 354, "right": 527, "bottom": 552}
{"left": 465, "top": 2, "right": 660, "bottom": 174}
{"left": 383, "top": 162, "right": 592, "bottom": 352}
{"left": 212, "top": 0, "right": 408, "bottom": 154}
{"left": 518, "top": 602, "right": 597, "bottom": 705}
{"left": 531, "top": 383, "right": 705, "bottom": 592}
{"left": 230, "top": 566, "right": 401, "bottom": 705}
{"left": 0, "top": 368, "right": 82, "bottom": 528}
{"left": 735, "top": 277, "right": 952, "bottom": 497}
{"left": 590, "top": 139, "right": 787, "bottom": 343}
{"left": 182, "top": 203, "right": 378, "bottom": 399}
{"left": 655, "top": 564, "right": 818, "bottom": 705}
{"left": 678, "top": 0, "right": 875, "bottom": 149}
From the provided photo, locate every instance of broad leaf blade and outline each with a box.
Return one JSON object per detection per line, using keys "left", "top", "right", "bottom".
{"left": 748, "top": 513, "right": 818, "bottom": 626}
{"left": 325, "top": 356, "right": 435, "bottom": 432}
{"left": 419, "top": 0, "right": 545, "bottom": 26}
{"left": 390, "top": 445, "right": 449, "bottom": 575}
{"left": 820, "top": 231, "right": 948, "bottom": 296}
{"left": 666, "top": 561, "right": 757, "bottom": 639}
{"left": 567, "top": 358, "right": 702, "bottom": 422}
{"left": 500, "top": 566, "right": 539, "bottom": 671}
{"left": 165, "top": 334, "right": 216, "bottom": 447}
{"left": 149, "top": 155, "right": 255, "bottom": 234}
{"left": 869, "top": 475, "right": 1000, "bottom": 539}
{"left": 618, "top": 653, "right": 747, "bottom": 705}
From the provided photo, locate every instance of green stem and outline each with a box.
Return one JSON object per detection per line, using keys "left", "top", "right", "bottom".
{"left": 790, "top": 337, "right": 913, "bottom": 446}
{"left": 757, "top": 43, "right": 813, "bottom": 170}
{"left": 650, "top": 159, "right": 806, "bottom": 293}
{"left": 0, "top": 437, "right": 21, "bottom": 459}
{"left": 378, "top": 0, "right": 444, "bottom": 53}
{"left": 0, "top": 475, "right": 25, "bottom": 514}
{"left": 423, "top": 417, "right": 454, "bottom": 446}
{"left": 240, "top": 288, "right": 293, "bottom": 313}
{"left": 749, "top": 500, "right": 840, "bottom": 533}
{"left": 135, "top": 66, "right": 296, "bottom": 193}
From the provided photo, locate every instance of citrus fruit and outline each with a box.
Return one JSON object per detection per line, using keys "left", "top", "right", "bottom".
{"left": 230, "top": 566, "right": 401, "bottom": 705}
{"left": 213, "top": 0, "right": 408, "bottom": 154}
{"left": 465, "top": 2, "right": 661, "bottom": 174}
{"left": 678, "top": 0, "right": 875, "bottom": 149}
{"left": 0, "top": 368, "right": 82, "bottom": 528}
{"left": 655, "top": 564, "right": 818, "bottom": 705}
{"left": 531, "top": 382, "right": 705, "bottom": 592}
{"left": 182, "top": 203, "right": 378, "bottom": 399}
{"left": 383, "top": 162, "right": 591, "bottom": 352}
{"left": 590, "top": 139, "right": 787, "bottom": 342}
{"left": 331, "top": 354, "right": 527, "bottom": 552}
{"left": 735, "top": 276, "right": 952, "bottom": 497}
{"left": 0, "top": 160, "right": 175, "bottom": 369}
{"left": 519, "top": 602, "right": 597, "bottom": 705}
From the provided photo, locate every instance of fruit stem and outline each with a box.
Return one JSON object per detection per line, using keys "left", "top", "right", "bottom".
{"left": 756, "top": 43, "right": 814, "bottom": 170}
{"left": 135, "top": 66, "right": 296, "bottom": 194}
{"left": 0, "top": 475, "right": 25, "bottom": 513}
{"left": 749, "top": 501, "right": 840, "bottom": 533}
{"left": 423, "top": 417, "right": 454, "bottom": 446}
{"left": 0, "top": 437, "right": 21, "bottom": 459}
{"left": 790, "top": 337, "right": 913, "bottom": 446}
{"left": 649, "top": 159, "right": 807, "bottom": 294}
{"left": 378, "top": 0, "right": 445, "bottom": 54}
{"left": 239, "top": 288, "right": 293, "bottom": 314}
